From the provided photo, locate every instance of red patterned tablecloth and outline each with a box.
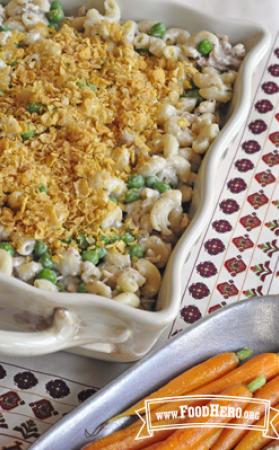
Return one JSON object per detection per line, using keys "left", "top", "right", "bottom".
{"left": 0, "top": 27, "right": 278, "bottom": 450}
{"left": 0, "top": 362, "right": 98, "bottom": 449}
{"left": 170, "top": 34, "right": 279, "bottom": 336}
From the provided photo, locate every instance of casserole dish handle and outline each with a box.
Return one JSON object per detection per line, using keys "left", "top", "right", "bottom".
{"left": 0, "top": 308, "right": 131, "bottom": 356}
{"left": 0, "top": 309, "right": 79, "bottom": 356}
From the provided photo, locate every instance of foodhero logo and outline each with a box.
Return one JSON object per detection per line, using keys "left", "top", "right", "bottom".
{"left": 178, "top": 404, "right": 260, "bottom": 421}
{"left": 135, "top": 395, "right": 279, "bottom": 441}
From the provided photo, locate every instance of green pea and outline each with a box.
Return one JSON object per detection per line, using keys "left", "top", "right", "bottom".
{"left": 27, "top": 103, "right": 43, "bottom": 114}
{"left": 82, "top": 249, "right": 100, "bottom": 265}
{"left": 38, "top": 184, "right": 48, "bottom": 194}
{"left": 50, "top": 0, "right": 63, "bottom": 10}
{"left": 76, "top": 234, "right": 89, "bottom": 250}
{"left": 182, "top": 88, "right": 202, "bottom": 99}
{"left": 0, "top": 242, "right": 15, "bottom": 256}
{"left": 82, "top": 247, "right": 106, "bottom": 264}
{"left": 197, "top": 39, "right": 214, "bottom": 56}
{"left": 21, "top": 130, "right": 35, "bottom": 141}
{"left": 76, "top": 81, "right": 97, "bottom": 91}
{"left": 124, "top": 189, "right": 141, "bottom": 203}
{"left": 100, "top": 235, "right": 112, "bottom": 245}
{"left": 0, "top": 25, "right": 10, "bottom": 32}
{"left": 39, "top": 253, "right": 55, "bottom": 269}
{"left": 9, "top": 60, "right": 17, "bottom": 67}
{"left": 37, "top": 268, "right": 57, "bottom": 284}
{"left": 87, "top": 83, "right": 97, "bottom": 91}
{"left": 62, "top": 236, "right": 72, "bottom": 244}
{"left": 78, "top": 282, "right": 87, "bottom": 293}
{"left": 48, "top": 21, "right": 60, "bottom": 30}
{"left": 153, "top": 181, "right": 171, "bottom": 193}
{"left": 109, "top": 194, "right": 118, "bottom": 203}
{"left": 145, "top": 176, "right": 159, "bottom": 188}
{"left": 129, "top": 244, "right": 144, "bottom": 259}
{"left": 97, "top": 247, "right": 107, "bottom": 259}
{"left": 34, "top": 240, "right": 48, "bottom": 257}
{"left": 150, "top": 22, "right": 166, "bottom": 39}
{"left": 127, "top": 174, "right": 145, "bottom": 189}
{"left": 76, "top": 81, "right": 86, "bottom": 88}
{"left": 100, "top": 235, "right": 118, "bottom": 245}
{"left": 47, "top": 8, "right": 64, "bottom": 23}
{"left": 122, "top": 232, "right": 135, "bottom": 244}
{"left": 57, "top": 281, "right": 65, "bottom": 291}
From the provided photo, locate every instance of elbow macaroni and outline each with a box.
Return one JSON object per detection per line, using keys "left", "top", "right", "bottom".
{"left": 16, "top": 261, "right": 42, "bottom": 281}
{"left": 56, "top": 249, "right": 81, "bottom": 277}
{"left": 84, "top": 0, "right": 120, "bottom": 32}
{"left": 134, "top": 259, "right": 161, "bottom": 298}
{"left": 0, "top": 0, "right": 245, "bottom": 308}
{"left": 141, "top": 236, "right": 172, "bottom": 268}
{"left": 16, "top": 239, "right": 36, "bottom": 256}
{"left": 116, "top": 268, "right": 146, "bottom": 293}
{"left": 0, "top": 249, "right": 13, "bottom": 276}
{"left": 113, "top": 292, "right": 140, "bottom": 308}
{"left": 150, "top": 190, "right": 182, "bottom": 235}
{"left": 34, "top": 279, "right": 58, "bottom": 291}
{"left": 193, "top": 67, "right": 237, "bottom": 103}
{"left": 192, "top": 113, "right": 220, "bottom": 154}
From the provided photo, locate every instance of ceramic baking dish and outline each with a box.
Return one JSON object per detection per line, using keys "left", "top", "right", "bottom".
{"left": 31, "top": 295, "right": 279, "bottom": 450}
{"left": 0, "top": 0, "right": 271, "bottom": 362}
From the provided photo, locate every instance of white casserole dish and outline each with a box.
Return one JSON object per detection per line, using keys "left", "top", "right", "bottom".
{"left": 0, "top": 0, "right": 271, "bottom": 362}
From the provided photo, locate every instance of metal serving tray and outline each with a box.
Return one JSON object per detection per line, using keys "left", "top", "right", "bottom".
{"left": 31, "top": 295, "right": 279, "bottom": 450}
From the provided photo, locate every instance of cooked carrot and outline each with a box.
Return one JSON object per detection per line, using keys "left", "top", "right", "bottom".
{"left": 235, "top": 401, "right": 279, "bottom": 450}
{"left": 191, "top": 430, "right": 222, "bottom": 450}
{"left": 142, "top": 443, "right": 166, "bottom": 449}
{"left": 84, "top": 353, "right": 279, "bottom": 450}
{"left": 148, "top": 353, "right": 278, "bottom": 430}
{"left": 143, "top": 432, "right": 222, "bottom": 450}
{"left": 117, "top": 349, "right": 252, "bottom": 419}
{"left": 261, "top": 440, "right": 279, "bottom": 448}
{"left": 154, "top": 382, "right": 257, "bottom": 450}
{"left": 147, "top": 352, "right": 279, "bottom": 430}
{"left": 212, "top": 374, "right": 279, "bottom": 450}
{"left": 82, "top": 428, "right": 172, "bottom": 450}
{"left": 188, "top": 353, "right": 279, "bottom": 399}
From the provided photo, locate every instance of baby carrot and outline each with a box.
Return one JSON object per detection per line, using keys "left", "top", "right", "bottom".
{"left": 142, "top": 430, "right": 224, "bottom": 450}
{"left": 82, "top": 428, "right": 172, "bottom": 450}
{"left": 84, "top": 354, "right": 279, "bottom": 450}
{"left": 189, "top": 430, "right": 223, "bottom": 450}
{"left": 147, "top": 352, "right": 279, "bottom": 433}
{"left": 144, "top": 353, "right": 279, "bottom": 432}
{"left": 117, "top": 349, "right": 252, "bottom": 419}
{"left": 142, "top": 442, "right": 167, "bottom": 449}
{"left": 261, "top": 441, "right": 279, "bottom": 448}
{"left": 235, "top": 402, "right": 279, "bottom": 450}
{"left": 212, "top": 374, "right": 279, "bottom": 450}
{"left": 188, "top": 353, "right": 279, "bottom": 399}
{"left": 144, "top": 432, "right": 225, "bottom": 450}
{"left": 155, "top": 380, "right": 261, "bottom": 450}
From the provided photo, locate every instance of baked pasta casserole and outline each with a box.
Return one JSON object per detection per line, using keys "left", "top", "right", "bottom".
{"left": 0, "top": 0, "right": 245, "bottom": 308}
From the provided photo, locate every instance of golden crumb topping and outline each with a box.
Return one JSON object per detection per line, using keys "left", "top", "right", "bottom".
{"left": 0, "top": 23, "right": 195, "bottom": 248}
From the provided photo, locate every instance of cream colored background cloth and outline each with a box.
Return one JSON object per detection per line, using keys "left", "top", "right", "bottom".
{"left": 0, "top": 0, "right": 278, "bottom": 397}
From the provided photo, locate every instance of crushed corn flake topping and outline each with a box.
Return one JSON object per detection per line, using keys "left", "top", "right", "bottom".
{"left": 0, "top": 22, "right": 195, "bottom": 249}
